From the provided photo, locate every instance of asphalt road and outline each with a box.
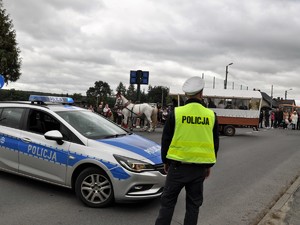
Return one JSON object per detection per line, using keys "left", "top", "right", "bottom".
{"left": 1, "top": 127, "right": 300, "bottom": 225}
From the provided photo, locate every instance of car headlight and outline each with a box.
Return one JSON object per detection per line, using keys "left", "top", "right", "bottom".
{"left": 113, "top": 154, "right": 155, "bottom": 173}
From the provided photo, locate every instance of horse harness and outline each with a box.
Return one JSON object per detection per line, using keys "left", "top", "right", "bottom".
{"left": 125, "top": 103, "right": 143, "bottom": 119}
{"left": 117, "top": 98, "right": 144, "bottom": 119}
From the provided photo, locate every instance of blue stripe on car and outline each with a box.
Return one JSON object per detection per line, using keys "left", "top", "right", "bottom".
{"left": 0, "top": 133, "right": 130, "bottom": 180}
{"left": 98, "top": 134, "right": 162, "bottom": 164}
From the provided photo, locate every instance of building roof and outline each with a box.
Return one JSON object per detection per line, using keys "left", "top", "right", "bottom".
{"left": 260, "top": 92, "right": 279, "bottom": 108}
{"left": 277, "top": 99, "right": 296, "bottom": 105}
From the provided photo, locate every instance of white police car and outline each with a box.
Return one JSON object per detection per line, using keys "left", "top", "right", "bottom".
{"left": 0, "top": 95, "right": 165, "bottom": 207}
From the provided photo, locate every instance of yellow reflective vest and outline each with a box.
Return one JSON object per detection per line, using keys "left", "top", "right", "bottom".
{"left": 167, "top": 103, "right": 216, "bottom": 164}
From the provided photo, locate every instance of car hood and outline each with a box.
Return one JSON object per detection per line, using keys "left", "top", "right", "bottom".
{"left": 96, "top": 134, "right": 162, "bottom": 164}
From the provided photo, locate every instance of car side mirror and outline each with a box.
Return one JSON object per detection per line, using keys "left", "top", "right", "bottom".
{"left": 44, "top": 130, "right": 64, "bottom": 145}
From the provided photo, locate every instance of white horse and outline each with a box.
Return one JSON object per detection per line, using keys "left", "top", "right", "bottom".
{"left": 114, "top": 93, "right": 158, "bottom": 132}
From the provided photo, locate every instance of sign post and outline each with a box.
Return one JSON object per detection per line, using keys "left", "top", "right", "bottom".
{"left": 130, "top": 70, "right": 149, "bottom": 102}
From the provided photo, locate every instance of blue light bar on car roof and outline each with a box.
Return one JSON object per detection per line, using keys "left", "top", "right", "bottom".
{"left": 29, "top": 95, "right": 74, "bottom": 104}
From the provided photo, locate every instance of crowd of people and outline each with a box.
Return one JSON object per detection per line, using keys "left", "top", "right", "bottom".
{"left": 86, "top": 100, "right": 300, "bottom": 132}
{"left": 87, "top": 102, "right": 123, "bottom": 125}
{"left": 85, "top": 100, "right": 176, "bottom": 128}
{"left": 259, "top": 108, "right": 300, "bottom": 130}
{"left": 157, "top": 106, "right": 171, "bottom": 125}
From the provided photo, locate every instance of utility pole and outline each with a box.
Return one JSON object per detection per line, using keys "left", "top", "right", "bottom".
{"left": 224, "top": 63, "right": 233, "bottom": 89}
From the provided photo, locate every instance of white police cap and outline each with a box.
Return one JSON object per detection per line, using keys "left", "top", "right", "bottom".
{"left": 182, "top": 76, "right": 205, "bottom": 95}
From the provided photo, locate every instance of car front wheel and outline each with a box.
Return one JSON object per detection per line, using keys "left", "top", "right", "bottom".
{"left": 75, "top": 167, "right": 114, "bottom": 208}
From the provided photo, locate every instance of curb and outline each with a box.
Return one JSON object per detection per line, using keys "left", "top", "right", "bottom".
{"left": 256, "top": 175, "right": 300, "bottom": 225}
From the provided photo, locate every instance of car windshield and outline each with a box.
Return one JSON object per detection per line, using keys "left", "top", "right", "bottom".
{"left": 57, "top": 110, "right": 128, "bottom": 140}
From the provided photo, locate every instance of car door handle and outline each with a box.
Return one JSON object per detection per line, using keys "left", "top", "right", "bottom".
{"left": 21, "top": 137, "right": 32, "bottom": 143}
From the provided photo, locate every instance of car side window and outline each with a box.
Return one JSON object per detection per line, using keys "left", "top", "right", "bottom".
{"left": 26, "top": 109, "right": 83, "bottom": 145}
{"left": 27, "top": 110, "right": 49, "bottom": 134}
{"left": 27, "top": 109, "right": 63, "bottom": 134}
{"left": 0, "top": 107, "right": 25, "bottom": 129}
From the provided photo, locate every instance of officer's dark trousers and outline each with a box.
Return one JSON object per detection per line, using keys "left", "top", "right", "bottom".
{"left": 155, "top": 163, "right": 207, "bottom": 225}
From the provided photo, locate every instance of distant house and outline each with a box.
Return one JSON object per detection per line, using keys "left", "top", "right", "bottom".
{"left": 277, "top": 99, "right": 296, "bottom": 106}
{"left": 260, "top": 92, "right": 279, "bottom": 109}
{"left": 259, "top": 92, "right": 297, "bottom": 110}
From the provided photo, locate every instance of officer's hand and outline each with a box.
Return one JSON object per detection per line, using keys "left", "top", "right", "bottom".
{"left": 205, "top": 168, "right": 211, "bottom": 179}
{"left": 164, "top": 164, "right": 169, "bottom": 174}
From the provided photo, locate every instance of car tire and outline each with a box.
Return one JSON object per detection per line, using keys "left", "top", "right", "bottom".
{"left": 224, "top": 125, "right": 235, "bottom": 136}
{"left": 75, "top": 167, "right": 114, "bottom": 208}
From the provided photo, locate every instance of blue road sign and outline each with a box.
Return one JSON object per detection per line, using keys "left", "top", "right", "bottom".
{"left": 130, "top": 70, "right": 149, "bottom": 85}
{"left": 0, "top": 75, "right": 4, "bottom": 89}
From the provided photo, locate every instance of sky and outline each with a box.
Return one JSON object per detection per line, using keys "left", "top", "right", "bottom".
{"left": 2, "top": 0, "right": 300, "bottom": 101}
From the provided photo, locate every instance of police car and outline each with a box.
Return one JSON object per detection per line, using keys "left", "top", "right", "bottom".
{"left": 0, "top": 95, "right": 165, "bottom": 207}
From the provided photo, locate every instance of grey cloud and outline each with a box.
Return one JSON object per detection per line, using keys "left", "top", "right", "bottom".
{"left": 46, "top": 0, "right": 105, "bottom": 13}
{"left": 2, "top": 0, "right": 300, "bottom": 100}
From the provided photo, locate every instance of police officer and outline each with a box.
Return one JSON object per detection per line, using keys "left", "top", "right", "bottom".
{"left": 155, "top": 76, "right": 219, "bottom": 225}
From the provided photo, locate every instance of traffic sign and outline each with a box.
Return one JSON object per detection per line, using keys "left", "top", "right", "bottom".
{"left": 130, "top": 70, "right": 149, "bottom": 85}
{"left": 0, "top": 75, "right": 4, "bottom": 89}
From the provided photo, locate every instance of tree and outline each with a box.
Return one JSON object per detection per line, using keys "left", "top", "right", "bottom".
{"left": 86, "top": 81, "right": 112, "bottom": 106}
{"left": 126, "top": 84, "right": 136, "bottom": 102}
{"left": 0, "top": 0, "right": 22, "bottom": 84}
{"left": 116, "top": 82, "right": 126, "bottom": 96}
{"left": 148, "top": 85, "right": 169, "bottom": 106}
{"left": 72, "top": 93, "right": 83, "bottom": 102}
{"left": 139, "top": 89, "right": 147, "bottom": 103}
